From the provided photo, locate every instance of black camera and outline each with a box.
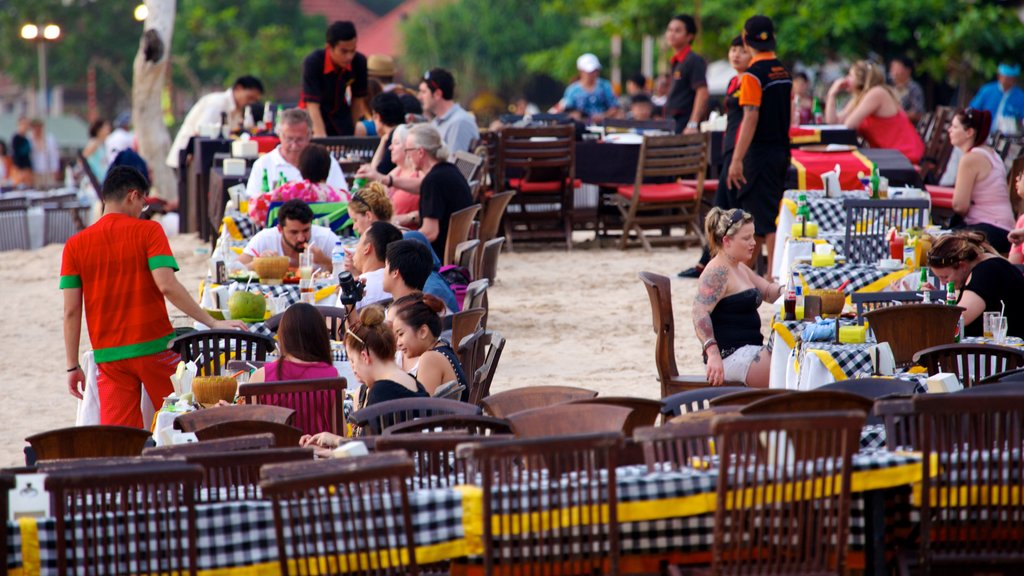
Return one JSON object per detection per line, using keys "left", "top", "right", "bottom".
{"left": 337, "top": 271, "right": 365, "bottom": 307}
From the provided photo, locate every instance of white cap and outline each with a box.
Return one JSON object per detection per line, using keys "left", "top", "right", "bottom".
{"left": 576, "top": 53, "right": 601, "bottom": 73}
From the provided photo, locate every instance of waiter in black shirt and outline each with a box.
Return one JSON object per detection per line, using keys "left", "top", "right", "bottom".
{"left": 727, "top": 15, "right": 792, "bottom": 280}
{"left": 301, "top": 21, "right": 369, "bottom": 137}
{"left": 664, "top": 14, "right": 708, "bottom": 134}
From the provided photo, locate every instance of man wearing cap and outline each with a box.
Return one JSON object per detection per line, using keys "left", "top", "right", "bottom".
{"left": 970, "top": 63, "right": 1024, "bottom": 136}
{"left": 665, "top": 14, "right": 708, "bottom": 134}
{"left": 301, "top": 20, "right": 369, "bottom": 137}
{"left": 418, "top": 68, "right": 479, "bottom": 154}
{"left": 727, "top": 15, "right": 792, "bottom": 280}
{"left": 554, "top": 54, "right": 619, "bottom": 123}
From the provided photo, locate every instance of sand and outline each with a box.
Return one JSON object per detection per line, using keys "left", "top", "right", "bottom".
{"left": 0, "top": 232, "right": 772, "bottom": 467}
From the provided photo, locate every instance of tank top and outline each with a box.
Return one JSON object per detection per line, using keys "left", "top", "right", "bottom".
{"left": 964, "top": 147, "right": 1015, "bottom": 231}
{"left": 858, "top": 108, "right": 924, "bottom": 164}
{"left": 263, "top": 359, "right": 340, "bottom": 435}
{"left": 406, "top": 341, "right": 471, "bottom": 401}
{"left": 709, "top": 288, "right": 764, "bottom": 358}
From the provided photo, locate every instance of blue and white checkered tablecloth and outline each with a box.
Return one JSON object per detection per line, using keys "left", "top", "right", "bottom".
{"left": 795, "top": 263, "right": 909, "bottom": 295}
{"left": 800, "top": 341, "right": 880, "bottom": 381}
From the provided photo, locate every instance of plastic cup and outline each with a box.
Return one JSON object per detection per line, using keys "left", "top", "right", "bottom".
{"left": 994, "top": 316, "right": 1009, "bottom": 345}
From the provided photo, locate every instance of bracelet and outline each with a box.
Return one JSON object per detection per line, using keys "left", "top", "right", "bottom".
{"left": 67, "top": 365, "right": 81, "bottom": 372}
{"left": 701, "top": 338, "right": 718, "bottom": 354}
{"left": 686, "top": 121, "right": 698, "bottom": 129}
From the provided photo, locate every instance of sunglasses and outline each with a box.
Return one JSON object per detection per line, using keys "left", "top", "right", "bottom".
{"left": 422, "top": 70, "right": 440, "bottom": 93}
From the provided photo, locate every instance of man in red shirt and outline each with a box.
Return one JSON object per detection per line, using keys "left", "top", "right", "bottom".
{"left": 62, "top": 166, "right": 246, "bottom": 427}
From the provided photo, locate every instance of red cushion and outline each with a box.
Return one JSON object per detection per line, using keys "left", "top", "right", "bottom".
{"left": 252, "top": 136, "right": 280, "bottom": 154}
{"left": 681, "top": 178, "right": 717, "bottom": 193}
{"left": 508, "top": 178, "right": 581, "bottom": 193}
{"left": 926, "top": 184, "right": 954, "bottom": 209}
{"left": 617, "top": 183, "right": 697, "bottom": 203}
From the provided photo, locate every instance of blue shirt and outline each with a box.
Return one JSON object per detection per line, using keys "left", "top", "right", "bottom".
{"left": 424, "top": 271, "right": 460, "bottom": 313}
{"left": 561, "top": 79, "right": 618, "bottom": 117}
{"left": 969, "top": 81, "right": 1024, "bottom": 131}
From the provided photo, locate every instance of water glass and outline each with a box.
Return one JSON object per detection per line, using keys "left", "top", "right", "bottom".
{"left": 983, "top": 311, "right": 1000, "bottom": 339}
{"left": 994, "top": 316, "right": 1009, "bottom": 345}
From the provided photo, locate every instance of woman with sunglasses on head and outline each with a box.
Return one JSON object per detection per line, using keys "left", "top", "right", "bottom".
{"left": 945, "top": 108, "right": 1015, "bottom": 253}
{"left": 693, "top": 208, "right": 785, "bottom": 388}
{"left": 355, "top": 124, "right": 423, "bottom": 228}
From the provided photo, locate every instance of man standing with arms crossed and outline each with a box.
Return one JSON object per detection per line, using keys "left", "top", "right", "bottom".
{"left": 62, "top": 167, "right": 246, "bottom": 428}
{"left": 727, "top": 15, "right": 792, "bottom": 280}
{"left": 665, "top": 14, "right": 708, "bottom": 135}
{"left": 301, "top": 21, "right": 369, "bottom": 137}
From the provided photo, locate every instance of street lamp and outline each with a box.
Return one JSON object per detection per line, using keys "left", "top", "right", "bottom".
{"left": 21, "top": 23, "right": 61, "bottom": 116}
{"left": 134, "top": 4, "right": 148, "bottom": 22}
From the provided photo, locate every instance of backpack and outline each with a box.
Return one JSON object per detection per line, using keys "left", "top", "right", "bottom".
{"left": 438, "top": 264, "right": 472, "bottom": 310}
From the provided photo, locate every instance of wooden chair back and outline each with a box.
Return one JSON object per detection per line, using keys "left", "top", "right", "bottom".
{"left": 739, "top": 390, "right": 875, "bottom": 430}
{"left": 480, "top": 385, "right": 598, "bottom": 418}
{"left": 374, "top": 432, "right": 512, "bottom": 489}
{"left": 915, "top": 110, "right": 935, "bottom": 141}
{"left": 920, "top": 106, "right": 955, "bottom": 184}
{"left": 873, "top": 397, "right": 919, "bottom": 451}
{"left": 634, "top": 418, "right": 717, "bottom": 472}
{"left": 192, "top": 420, "right": 304, "bottom": 447}
{"left": 842, "top": 198, "right": 930, "bottom": 263}
{"left": 264, "top": 306, "right": 348, "bottom": 340}
{"left": 260, "top": 451, "right": 419, "bottom": 576}
{"left": 707, "top": 388, "right": 791, "bottom": 408}
{"left": 78, "top": 150, "right": 103, "bottom": 193}
{"left": 0, "top": 206, "right": 31, "bottom": 251}
{"left": 478, "top": 190, "right": 514, "bottom": 246}
{"left": 913, "top": 343, "right": 1024, "bottom": 389}
{"left": 238, "top": 377, "right": 347, "bottom": 437}
{"left": 506, "top": 404, "right": 633, "bottom": 438}
{"left": 710, "top": 412, "right": 864, "bottom": 574}
{"left": 452, "top": 150, "right": 485, "bottom": 198}
{"left": 568, "top": 396, "right": 662, "bottom": 436}
{"left": 167, "top": 330, "right": 277, "bottom": 376}
{"left": 42, "top": 202, "right": 89, "bottom": 245}
{"left": 174, "top": 404, "right": 296, "bottom": 432}
{"left": 863, "top": 303, "right": 963, "bottom": 368}
{"left": 852, "top": 290, "right": 948, "bottom": 325}
{"left": 464, "top": 279, "right": 489, "bottom": 326}
{"left": 660, "top": 386, "right": 749, "bottom": 417}
{"left": 638, "top": 271, "right": 680, "bottom": 392}
{"left": 817, "top": 377, "right": 920, "bottom": 398}
{"left": 381, "top": 413, "right": 513, "bottom": 436}
{"left": 142, "top": 433, "right": 276, "bottom": 456}
{"left": 349, "top": 397, "right": 482, "bottom": 436}
{"left": 26, "top": 425, "right": 152, "bottom": 461}
{"left": 450, "top": 307, "right": 485, "bottom": 354}
{"left": 432, "top": 380, "right": 466, "bottom": 401}
{"left": 479, "top": 236, "right": 506, "bottom": 284}
{"left": 470, "top": 331, "right": 506, "bottom": 406}
{"left": 457, "top": 327, "right": 487, "bottom": 389}
{"left": 443, "top": 203, "right": 481, "bottom": 266}
{"left": 184, "top": 447, "right": 314, "bottom": 501}
{"left": 46, "top": 461, "right": 204, "bottom": 576}
{"left": 454, "top": 238, "right": 480, "bottom": 277}
{"left": 456, "top": 433, "right": 623, "bottom": 575}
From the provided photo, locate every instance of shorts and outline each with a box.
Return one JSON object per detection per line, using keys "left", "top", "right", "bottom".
{"left": 737, "top": 145, "right": 789, "bottom": 236}
{"left": 97, "top": 349, "right": 180, "bottom": 428}
{"left": 722, "top": 344, "right": 763, "bottom": 385}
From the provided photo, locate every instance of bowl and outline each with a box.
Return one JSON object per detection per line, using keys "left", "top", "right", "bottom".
{"left": 807, "top": 289, "right": 845, "bottom": 316}
{"left": 191, "top": 376, "right": 238, "bottom": 407}
{"left": 252, "top": 256, "right": 290, "bottom": 285}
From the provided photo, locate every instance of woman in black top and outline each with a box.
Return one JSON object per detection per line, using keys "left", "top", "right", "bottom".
{"left": 927, "top": 230, "right": 1024, "bottom": 338}
{"left": 389, "top": 292, "right": 470, "bottom": 400}
{"left": 692, "top": 208, "right": 785, "bottom": 387}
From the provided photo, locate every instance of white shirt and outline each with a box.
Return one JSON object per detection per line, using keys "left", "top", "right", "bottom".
{"left": 105, "top": 128, "right": 135, "bottom": 167}
{"left": 166, "top": 88, "right": 241, "bottom": 168}
{"left": 242, "top": 225, "right": 338, "bottom": 261}
{"left": 31, "top": 133, "right": 60, "bottom": 175}
{"left": 245, "top": 147, "right": 349, "bottom": 199}
{"left": 340, "top": 267, "right": 392, "bottom": 310}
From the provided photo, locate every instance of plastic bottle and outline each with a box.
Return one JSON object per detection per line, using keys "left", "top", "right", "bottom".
{"left": 331, "top": 240, "right": 346, "bottom": 278}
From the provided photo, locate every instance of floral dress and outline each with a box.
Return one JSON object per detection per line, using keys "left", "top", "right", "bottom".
{"left": 248, "top": 180, "right": 350, "bottom": 226}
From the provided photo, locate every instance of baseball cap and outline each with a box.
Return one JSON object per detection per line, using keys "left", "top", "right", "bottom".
{"left": 743, "top": 15, "right": 776, "bottom": 52}
{"left": 576, "top": 53, "right": 602, "bottom": 73}
{"left": 998, "top": 63, "right": 1021, "bottom": 78}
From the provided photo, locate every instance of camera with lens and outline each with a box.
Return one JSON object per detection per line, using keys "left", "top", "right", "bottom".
{"left": 337, "top": 271, "right": 365, "bottom": 307}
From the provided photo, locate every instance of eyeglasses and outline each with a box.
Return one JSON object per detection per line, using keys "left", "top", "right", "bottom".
{"left": 281, "top": 135, "right": 310, "bottom": 145}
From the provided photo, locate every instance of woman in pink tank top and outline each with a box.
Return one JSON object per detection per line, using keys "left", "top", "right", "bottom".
{"left": 948, "top": 108, "right": 1015, "bottom": 253}
{"left": 825, "top": 60, "right": 924, "bottom": 164}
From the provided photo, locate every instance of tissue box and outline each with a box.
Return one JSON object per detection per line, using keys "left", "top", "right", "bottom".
{"left": 790, "top": 222, "right": 819, "bottom": 238}
{"left": 332, "top": 441, "right": 369, "bottom": 458}
{"left": 811, "top": 252, "right": 836, "bottom": 267}
{"left": 838, "top": 325, "right": 867, "bottom": 343}
{"left": 223, "top": 158, "right": 247, "bottom": 177}
{"left": 231, "top": 140, "right": 258, "bottom": 158}
{"left": 926, "top": 372, "right": 962, "bottom": 393}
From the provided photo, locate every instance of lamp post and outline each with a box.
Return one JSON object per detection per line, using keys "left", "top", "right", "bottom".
{"left": 21, "top": 23, "right": 61, "bottom": 117}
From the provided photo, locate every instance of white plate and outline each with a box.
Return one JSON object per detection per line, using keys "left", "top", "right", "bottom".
{"left": 604, "top": 133, "right": 644, "bottom": 145}
{"left": 877, "top": 264, "right": 903, "bottom": 272}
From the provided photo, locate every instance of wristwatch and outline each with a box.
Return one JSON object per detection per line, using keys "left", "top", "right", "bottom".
{"left": 686, "top": 121, "right": 698, "bottom": 129}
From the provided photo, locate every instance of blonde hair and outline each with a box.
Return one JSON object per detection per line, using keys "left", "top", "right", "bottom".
{"left": 705, "top": 207, "right": 754, "bottom": 255}
{"left": 350, "top": 181, "right": 393, "bottom": 221}
{"left": 849, "top": 60, "right": 897, "bottom": 110}
{"left": 407, "top": 123, "right": 449, "bottom": 162}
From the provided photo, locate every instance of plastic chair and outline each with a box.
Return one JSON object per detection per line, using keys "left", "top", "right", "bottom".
{"left": 470, "top": 331, "right": 506, "bottom": 406}
{"left": 167, "top": 330, "right": 277, "bottom": 376}
{"left": 479, "top": 236, "right": 506, "bottom": 284}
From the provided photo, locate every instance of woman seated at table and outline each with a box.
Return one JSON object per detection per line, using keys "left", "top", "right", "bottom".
{"left": 825, "top": 60, "right": 924, "bottom": 164}
{"left": 388, "top": 292, "right": 470, "bottom": 398}
{"left": 347, "top": 181, "right": 393, "bottom": 236}
{"left": 693, "top": 208, "right": 785, "bottom": 388}
{"left": 355, "top": 124, "right": 422, "bottom": 228}
{"left": 926, "top": 230, "right": 1024, "bottom": 337}
{"left": 248, "top": 144, "right": 349, "bottom": 226}
{"left": 946, "top": 108, "right": 1015, "bottom": 254}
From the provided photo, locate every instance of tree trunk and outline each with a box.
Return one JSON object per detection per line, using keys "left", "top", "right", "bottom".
{"left": 132, "top": 0, "right": 176, "bottom": 201}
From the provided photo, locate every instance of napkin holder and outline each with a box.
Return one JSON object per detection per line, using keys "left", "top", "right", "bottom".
{"left": 223, "top": 158, "right": 247, "bottom": 177}
{"left": 9, "top": 473, "right": 49, "bottom": 519}
{"left": 803, "top": 295, "right": 822, "bottom": 321}
{"left": 838, "top": 325, "right": 867, "bottom": 344}
{"left": 811, "top": 252, "right": 836, "bottom": 267}
{"left": 926, "top": 372, "right": 962, "bottom": 393}
{"left": 822, "top": 169, "right": 841, "bottom": 198}
{"left": 231, "top": 140, "right": 258, "bottom": 158}
{"left": 332, "top": 441, "right": 369, "bottom": 458}
{"left": 790, "top": 222, "right": 819, "bottom": 238}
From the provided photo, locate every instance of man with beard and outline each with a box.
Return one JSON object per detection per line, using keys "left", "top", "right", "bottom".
{"left": 239, "top": 199, "right": 338, "bottom": 270}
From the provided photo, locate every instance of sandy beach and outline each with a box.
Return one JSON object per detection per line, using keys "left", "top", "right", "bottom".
{"left": 0, "top": 232, "right": 773, "bottom": 466}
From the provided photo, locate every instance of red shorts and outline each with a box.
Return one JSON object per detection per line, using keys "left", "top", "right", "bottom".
{"left": 96, "top": 349, "right": 180, "bottom": 428}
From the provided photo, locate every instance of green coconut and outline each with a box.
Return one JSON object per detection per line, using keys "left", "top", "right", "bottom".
{"left": 227, "top": 290, "right": 266, "bottom": 321}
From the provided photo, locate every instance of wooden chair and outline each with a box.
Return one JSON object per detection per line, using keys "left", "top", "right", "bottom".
{"left": 635, "top": 418, "right": 717, "bottom": 472}
{"left": 260, "top": 451, "right": 419, "bottom": 576}
{"left": 817, "top": 377, "right": 920, "bottom": 398}
{"left": 470, "top": 331, "right": 505, "bottom": 406}
{"left": 26, "top": 425, "right": 152, "bottom": 461}
{"left": 842, "top": 198, "right": 930, "bottom": 263}
{"left": 506, "top": 403, "right": 633, "bottom": 438}
{"left": 450, "top": 307, "right": 485, "bottom": 355}
{"left": 443, "top": 203, "right": 481, "bottom": 266}
{"left": 142, "top": 433, "right": 276, "bottom": 456}
{"left": 452, "top": 149, "right": 485, "bottom": 198}
{"left": 638, "top": 272, "right": 745, "bottom": 397}
{"left": 660, "top": 386, "right": 748, "bottom": 418}
{"left": 374, "top": 432, "right": 511, "bottom": 489}
{"left": 568, "top": 396, "right": 662, "bottom": 436}
{"left": 612, "top": 133, "right": 708, "bottom": 250}
{"left": 349, "top": 397, "right": 482, "bottom": 436}
{"left": 167, "top": 330, "right": 277, "bottom": 376}
{"left": 909, "top": 394, "right": 1024, "bottom": 573}
{"left": 913, "top": 343, "right": 1024, "bottom": 389}
{"left": 498, "top": 125, "right": 577, "bottom": 249}
{"left": 42, "top": 202, "right": 89, "bottom": 245}
{"left": 381, "top": 413, "right": 513, "bottom": 436}
{"left": 919, "top": 106, "right": 955, "bottom": 184}
{"left": 479, "top": 236, "right": 505, "bottom": 284}
{"left": 456, "top": 433, "right": 623, "bottom": 575}
{"left": 183, "top": 447, "right": 314, "bottom": 502}
{"left": 192, "top": 420, "right": 304, "bottom": 447}
{"left": 480, "top": 385, "right": 598, "bottom": 418}
{"left": 78, "top": 149, "right": 104, "bottom": 192}
{"left": 978, "top": 365, "right": 1024, "bottom": 385}
{"left": 478, "top": 189, "right": 514, "bottom": 247}
{"left": 238, "top": 377, "right": 347, "bottom": 437}
{"left": 873, "top": 397, "right": 919, "bottom": 451}
{"left": 709, "top": 412, "right": 864, "bottom": 574}
{"left": 863, "top": 303, "right": 963, "bottom": 369}
{"left": 264, "top": 306, "right": 349, "bottom": 340}
{"left": 739, "top": 390, "right": 875, "bottom": 417}
{"left": 46, "top": 461, "right": 204, "bottom": 576}
{"left": 464, "top": 279, "right": 489, "bottom": 323}
{"left": 454, "top": 238, "right": 480, "bottom": 278}
{"left": 707, "top": 388, "right": 791, "bottom": 408}
{"left": 956, "top": 380, "right": 1024, "bottom": 394}
{"left": 457, "top": 327, "right": 487, "bottom": 390}
{"left": 0, "top": 206, "right": 31, "bottom": 251}
{"left": 174, "top": 404, "right": 296, "bottom": 432}
{"left": 852, "top": 290, "right": 948, "bottom": 325}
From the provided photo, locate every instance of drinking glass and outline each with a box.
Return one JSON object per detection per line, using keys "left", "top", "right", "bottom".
{"left": 298, "top": 250, "right": 313, "bottom": 279}
{"left": 994, "top": 316, "right": 1009, "bottom": 345}
{"left": 983, "top": 311, "right": 1000, "bottom": 339}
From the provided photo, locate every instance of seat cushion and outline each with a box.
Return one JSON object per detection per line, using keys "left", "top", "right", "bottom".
{"left": 617, "top": 183, "right": 697, "bottom": 203}
{"left": 509, "top": 178, "right": 581, "bottom": 194}
{"left": 680, "top": 178, "right": 717, "bottom": 193}
{"left": 926, "top": 184, "right": 954, "bottom": 209}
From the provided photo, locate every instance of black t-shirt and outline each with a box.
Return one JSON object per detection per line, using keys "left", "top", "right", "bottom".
{"left": 419, "top": 162, "right": 473, "bottom": 257}
{"left": 723, "top": 76, "right": 743, "bottom": 155}
{"left": 666, "top": 48, "right": 708, "bottom": 122}
{"left": 11, "top": 134, "right": 31, "bottom": 169}
{"left": 301, "top": 49, "right": 368, "bottom": 136}
{"left": 960, "top": 257, "right": 1024, "bottom": 337}
{"left": 738, "top": 54, "right": 792, "bottom": 147}
{"left": 375, "top": 130, "right": 395, "bottom": 176}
